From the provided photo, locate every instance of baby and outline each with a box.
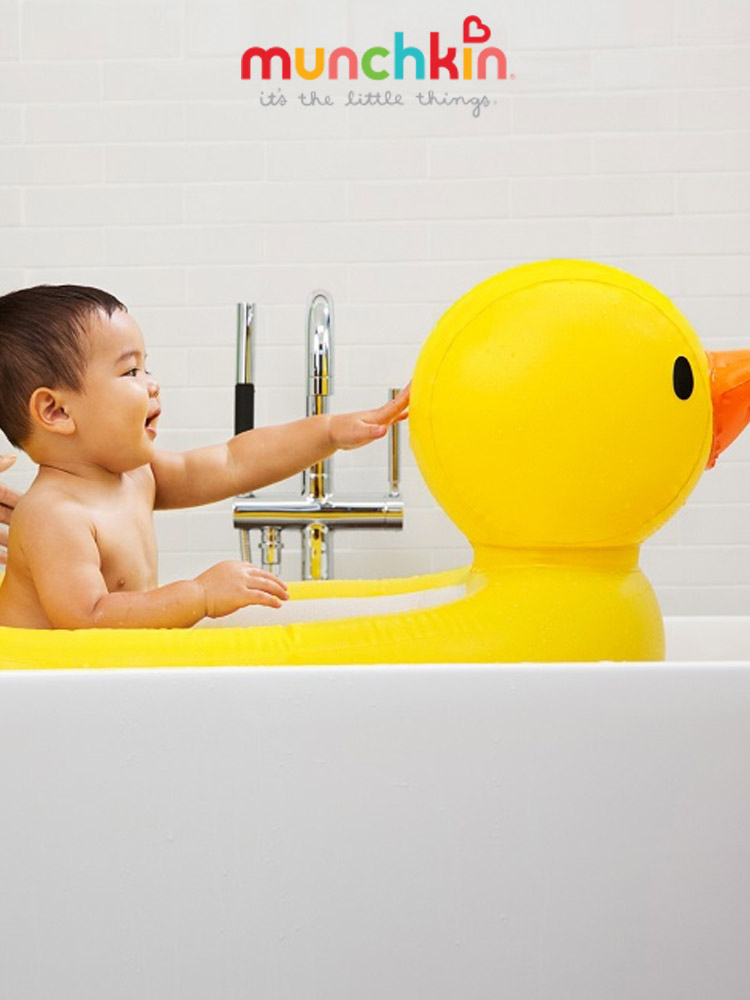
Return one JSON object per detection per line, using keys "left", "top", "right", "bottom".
{"left": 0, "top": 285, "right": 409, "bottom": 629}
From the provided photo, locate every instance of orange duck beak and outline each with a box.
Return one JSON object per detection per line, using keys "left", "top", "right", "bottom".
{"left": 706, "top": 350, "right": 750, "bottom": 468}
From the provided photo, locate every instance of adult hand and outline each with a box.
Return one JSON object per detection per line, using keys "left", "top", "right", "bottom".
{"left": 0, "top": 454, "right": 20, "bottom": 565}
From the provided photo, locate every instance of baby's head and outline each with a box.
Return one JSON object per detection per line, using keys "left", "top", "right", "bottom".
{"left": 0, "top": 284, "right": 160, "bottom": 471}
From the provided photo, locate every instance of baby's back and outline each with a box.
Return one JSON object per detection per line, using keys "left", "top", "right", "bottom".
{"left": 0, "top": 465, "right": 158, "bottom": 628}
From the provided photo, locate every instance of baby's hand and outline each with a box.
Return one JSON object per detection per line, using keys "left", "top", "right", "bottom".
{"left": 195, "top": 560, "right": 289, "bottom": 618}
{"left": 328, "top": 383, "right": 410, "bottom": 451}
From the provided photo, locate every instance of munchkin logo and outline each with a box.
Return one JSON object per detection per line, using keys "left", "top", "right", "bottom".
{"left": 240, "top": 15, "right": 508, "bottom": 82}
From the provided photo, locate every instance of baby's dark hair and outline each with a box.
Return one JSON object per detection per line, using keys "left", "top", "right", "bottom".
{"left": 0, "top": 284, "right": 126, "bottom": 447}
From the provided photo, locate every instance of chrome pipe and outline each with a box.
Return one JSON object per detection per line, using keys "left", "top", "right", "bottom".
{"left": 236, "top": 302, "right": 255, "bottom": 386}
{"left": 234, "top": 495, "right": 404, "bottom": 531}
{"left": 388, "top": 387, "right": 401, "bottom": 498}
{"left": 259, "top": 526, "right": 283, "bottom": 575}
{"left": 236, "top": 301, "right": 257, "bottom": 562}
{"left": 302, "top": 522, "right": 330, "bottom": 581}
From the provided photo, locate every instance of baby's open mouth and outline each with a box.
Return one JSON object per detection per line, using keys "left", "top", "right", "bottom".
{"left": 145, "top": 408, "right": 161, "bottom": 433}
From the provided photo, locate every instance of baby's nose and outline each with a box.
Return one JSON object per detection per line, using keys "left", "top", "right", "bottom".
{"left": 147, "top": 373, "right": 160, "bottom": 396}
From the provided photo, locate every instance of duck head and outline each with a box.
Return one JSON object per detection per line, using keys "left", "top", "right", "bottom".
{"left": 410, "top": 260, "right": 750, "bottom": 549}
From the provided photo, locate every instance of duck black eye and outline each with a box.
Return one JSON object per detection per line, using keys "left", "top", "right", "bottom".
{"left": 673, "top": 356, "right": 694, "bottom": 400}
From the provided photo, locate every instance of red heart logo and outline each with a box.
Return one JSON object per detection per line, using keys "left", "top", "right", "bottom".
{"left": 463, "top": 15, "right": 491, "bottom": 44}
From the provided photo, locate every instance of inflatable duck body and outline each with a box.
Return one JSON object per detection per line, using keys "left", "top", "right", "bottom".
{"left": 4, "top": 259, "right": 750, "bottom": 668}
{"left": 406, "top": 258, "right": 750, "bottom": 661}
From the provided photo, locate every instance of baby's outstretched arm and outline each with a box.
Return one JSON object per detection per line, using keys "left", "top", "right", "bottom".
{"left": 17, "top": 498, "right": 287, "bottom": 629}
{"left": 151, "top": 384, "right": 410, "bottom": 509}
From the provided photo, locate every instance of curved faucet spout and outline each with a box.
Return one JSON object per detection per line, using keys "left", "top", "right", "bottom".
{"left": 306, "top": 290, "right": 333, "bottom": 412}
{"left": 305, "top": 291, "right": 334, "bottom": 504}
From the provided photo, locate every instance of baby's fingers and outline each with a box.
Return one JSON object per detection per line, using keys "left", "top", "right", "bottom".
{"left": 245, "top": 589, "right": 286, "bottom": 609}
{"left": 245, "top": 570, "right": 289, "bottom": 603}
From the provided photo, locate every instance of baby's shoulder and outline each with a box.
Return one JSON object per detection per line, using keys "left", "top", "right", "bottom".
{"left": 13, "top": 476, "right": 87, "bottom": 530}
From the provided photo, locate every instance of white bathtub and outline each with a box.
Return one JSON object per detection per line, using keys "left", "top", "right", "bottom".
{"left": 1, "top": 614, "right": 750, "bottom": 999}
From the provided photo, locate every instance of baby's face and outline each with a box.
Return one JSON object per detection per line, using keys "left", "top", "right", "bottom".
{"left": 71, "top": 309, "right": 161, "bottom": 473}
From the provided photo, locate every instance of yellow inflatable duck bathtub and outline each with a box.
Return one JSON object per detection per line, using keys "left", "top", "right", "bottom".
{"left": 3, "top": 259, "right": 750, "bottom": 668}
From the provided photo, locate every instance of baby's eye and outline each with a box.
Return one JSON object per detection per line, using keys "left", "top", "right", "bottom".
{"left": 123, "top": 367, "right": 139, "bottom": 377}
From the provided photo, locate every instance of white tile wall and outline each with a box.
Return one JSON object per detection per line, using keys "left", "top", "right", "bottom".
{"left": 1, "top": 0, "right": 749, "bottom": 613}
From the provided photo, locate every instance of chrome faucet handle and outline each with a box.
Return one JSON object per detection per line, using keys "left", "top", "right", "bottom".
{"left": 388, "top": 387, "right": 401, "bottom": 497}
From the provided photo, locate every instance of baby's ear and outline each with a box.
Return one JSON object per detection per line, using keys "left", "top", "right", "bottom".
{"left": 29, "top": 388, "right": 76, "bottom": 436}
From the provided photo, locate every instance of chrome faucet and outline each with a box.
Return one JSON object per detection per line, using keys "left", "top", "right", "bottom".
{"left": 232, "top": 291, "right": 404, "bottom": 580}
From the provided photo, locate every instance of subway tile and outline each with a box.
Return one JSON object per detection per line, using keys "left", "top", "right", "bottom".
{"left": 22, "top": 266, "right": 186, "bottom": 307}
{"left": 185, "top": 181, "right": 345, "bottom": 223}
{"left": 142, "top": 346, "right": 188, "bottom": 389}
{"left": 0, "top": 188, "right": 21, "bottom": 225}
{"left": 0, "top": 145, "right": 102, "bottom": 184}
{"left": 337, "top": 343, "right": 419, "bottom": 388}
{"left": 185, "top": 1, "right": 349, "bottom": 59}
{"left": 104, "top": 58, "right": 240, "bottom": 101}
{"left": 186, "top": 347, "right": 235, "bottom": 387}
{"left": 0, "top": 1, "right": 19, "bottom": 59}
{"left": 592, "top": 47, "right": 750, "bottom": 89}
{"left": 677, "top": 88, "right": 750, "bottom": 130}
{"left": 104, "top": 225, "right": 263, "bottom": 266}
{"left": 677, "top": 173, "right": 750, "bottom": 214}
{"left": 342, "top": 92, "right": 511, "bottom": 139}
{"left": 673, "top": 256, "right": 750, "bottom": 296}
{"left": 333, "top": 547, "right": 433, "bottom": 580}
{"left": 188, "top": 509, "right": 237, "bottom": 554}
{"left": 0, "top": 227, "right": 104, "bottom": 266}
{"left": 348, "top": 260, "right": 507, "bottom": 305}
{"left": 0, "top": 268, "right": 25, "bottom": 295}
{"left": 186, "top": 264, "right": 349, "bottom": 307}
{"left": 593, "top": 255, "right": 678, "bottom": 292}
{"left": 643, "top": 544, "right": 750, "bottom": 586}
{"left": 334, "top": 303, "right": 442, "bottom": 346}
{"left": 25, "top": 185, "right": 183, "bottom": 226}
{"left": 652, "top": 503, "right": 750, "bottom": 546}
{"left": 21, "top": 2, "right": 182, "bottom": 59}
{"left": 347, "top": 178, "right": 509, "bottom": 221}
{"left": 0, "top": 106, "right": 23, "bottom": 144}
{"left": 510, "top": 0, "right": 674, "bottom": 48}
{"left": 159, "top": 387, "right": 232, "bottom": 430}
{"left": 691, "top": 462, "right": 750, "bottom": 505}
{"left": 153, "top": 508, "right": 192, "bottom": 552}
{"left": 677, "top": 0, "right": 750, "bottom": 44}
{"left": 513, "top": 92, "right": 675, "bottom": 134}
{"left": 187, "top": 100, "right": 349, "bottom": 141}
{"left": 657, "top": 585, "right": 750, "bottom": 616}
{"left": 501, "top": 52, "right": 591, "bottom": 92}
{"left": 429, "top": 135, "right": 593, "bottom": 179}
{"left": 263, "top": 221, "right": 430, "bottom": 264}
{"left": 0, "top": 61, "right": 100, "bottom": 101}
{"left": 267, "top": 139, "right": 427, "bottom": 181}
{"left": 135, "top": 305, "right": 235, "bottom": 348}
{"left": 427, "top": 219, "right": 594, "bottom": 259}
{"left": 596, "top": 131, "right": 750, "bottom": 173}
{"left": 512, "top": 174, "right": 674, "bottom": 217}
{"left": 105, "top": 143, "right": 264, "bottom": 184}
{"left": 593, "top": 215, "right": 750, "bottom": 257}
{"left": 431, "top": 546, "right": 474, "bottom": 573}
{"left": 27, "top": 103, "right": 184, "bottom": 143}
{"left": 675, "top": 296, "right": 750, "bottom": 342}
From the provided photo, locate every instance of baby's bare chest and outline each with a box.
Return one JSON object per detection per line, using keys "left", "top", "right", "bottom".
{"left": 93, "top": 494, "right": 158, "bottom": 592}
